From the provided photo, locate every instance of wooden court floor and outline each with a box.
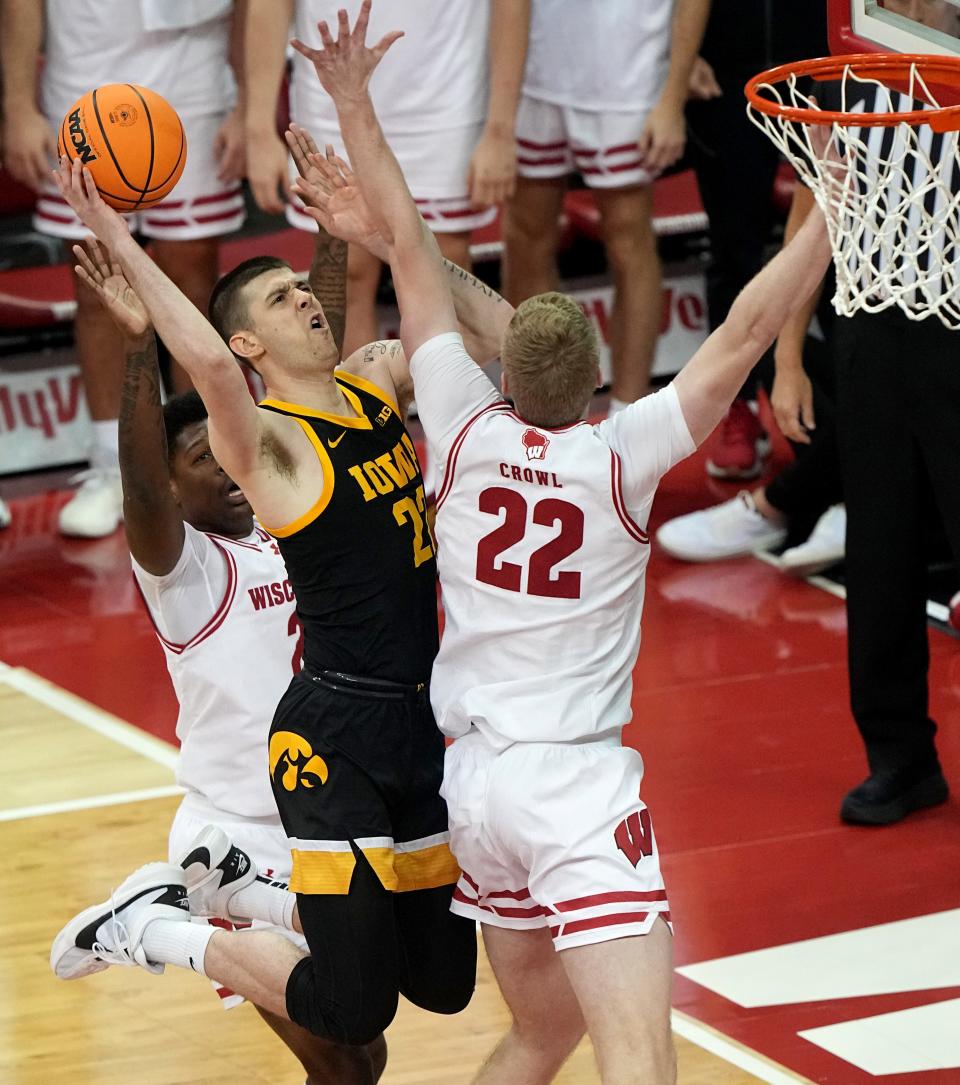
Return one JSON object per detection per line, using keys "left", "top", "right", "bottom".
{"left": 0, "top": 674, "right": 804, "bottom": 1085}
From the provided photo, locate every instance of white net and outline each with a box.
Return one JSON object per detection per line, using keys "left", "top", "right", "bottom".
{"left": 747, "top": 61, "right": 960, "bottom": 328}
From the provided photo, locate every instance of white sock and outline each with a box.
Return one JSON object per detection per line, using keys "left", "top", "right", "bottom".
{"left": 91, "top": 420, "right": 119, "bottom": 468}
{"left": 231, "top": 877, "right": 297, "bottom": 931}
{"left": 608, "top": 396, "right": 630, "bottom": 417}
{"left": 140, "top": 918, "right": 217, "bottom": 975}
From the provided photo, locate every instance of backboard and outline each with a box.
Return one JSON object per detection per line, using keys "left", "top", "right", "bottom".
{"left": 829, "top": 0, "right": 960, "bottom": 57}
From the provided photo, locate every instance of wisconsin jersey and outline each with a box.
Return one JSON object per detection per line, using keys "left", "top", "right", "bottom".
{"left": 134, "top": 523, "right": 300, "bottom": 819}
{"left": 259, "top": 371, "right": 439, "bottom": 684}
{"left": 410, "top": 332, "right": 695, "bottom": 749}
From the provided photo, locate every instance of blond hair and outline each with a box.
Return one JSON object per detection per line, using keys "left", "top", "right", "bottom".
{"left": 501, "top": 292, "right": 599, "bottom": 427}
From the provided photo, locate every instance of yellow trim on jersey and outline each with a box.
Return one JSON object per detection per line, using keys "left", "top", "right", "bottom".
{"left": 259, "top": 385, "right": 372, "bottom": 429}
{"left": 262, "top": 419, "right": 336, "bottom": 538}
{"left": 290, "top": 849, "right": 356, "bottom": 894}
{"left": 337, "top": 369, "right": 399, "bottom": 414}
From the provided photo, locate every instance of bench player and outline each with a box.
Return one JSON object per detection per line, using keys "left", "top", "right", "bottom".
{"left": 292, "top": 6, "right": 838, "bottom": 1082}
{"left": 48, "top": 127, "right": 513, "bottom": 1070}
{"left": 245, "top": 0, "right": 528, "bottom": 354}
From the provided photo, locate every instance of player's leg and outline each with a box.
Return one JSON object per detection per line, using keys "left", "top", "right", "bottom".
{"left": 503, "top": 177, "right": 567, "bottom": 304}
{"left": 560, "top": 920, "right": 675, "bottom": 1085}
{"left": 150, "top": 237, "right": 221, "bottom": 393}
{"left": 592, "top": 182, "right": 660, "bottom": 405}
{"left": 571, "top": 109, "right": 661, "bottom": 407}
{"left": 490, "top": 741, "right": 674, "bottom": 1084}
{"left": 342, "top": 244, "right": 384, "bottom": 356}
{"left": 391, "top": 702, "right": 477, "bottom": 1015}
{"left": 255, "top": 1006, "right": 387, "bottom": 1084}
{"left": 392, "top": 883, "right": 477, "bottom": 1014}
{"left": 503, "top": 95, "right": 572, "bottom": 305}
{"left": 471, "top": 926, "right": 586, "bottom": 1085}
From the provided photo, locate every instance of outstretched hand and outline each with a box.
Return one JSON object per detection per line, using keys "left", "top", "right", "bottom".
{"left": 290, "top": 0, "right": 402, "bottom": 105}
{"left": 288, "top": 130, "right": 387, "bottom": 258}
{"left": 53, "top": 155, "right": 129, "bottom": 245}
{"left": 73, "top": 238, "right": 151, "bottom": 339}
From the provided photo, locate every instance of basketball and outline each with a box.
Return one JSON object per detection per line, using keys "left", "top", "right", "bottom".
{"left": 57, "top": 84, "right": 187, "bottom": 211}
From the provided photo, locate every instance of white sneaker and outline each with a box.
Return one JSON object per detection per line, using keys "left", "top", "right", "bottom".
{"left": 50, "top": 862, "right": 189, "bottom": 980}
{"left": 58, "top": 466, "right": 123, "bottom": 538}
{"left": 656, "top": 491, "right": 788, "bottom": 562}
{"left": 0, "top": 497, "right": 10, "bottom": 529}
{"left": 779, "top": 505, "right": 846, "bottom": 577}
{"left": 178, "top": 825, "right": 260, "bottom": 922}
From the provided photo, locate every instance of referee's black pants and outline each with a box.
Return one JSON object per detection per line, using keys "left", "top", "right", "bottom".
{"left": 835, "top": 308, "right": 960, "bottom": 774}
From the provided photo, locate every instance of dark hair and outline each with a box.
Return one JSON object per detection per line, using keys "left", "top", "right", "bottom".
{"left": 163, "top": 390, "right": 208, "bottom": 466}
{"left": 208, "top": 255, "right": 291, "bottom": 362}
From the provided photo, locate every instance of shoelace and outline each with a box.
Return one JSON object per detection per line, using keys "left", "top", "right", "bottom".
{"left": 90, "top": 895, "right": 134, "bottom": 966}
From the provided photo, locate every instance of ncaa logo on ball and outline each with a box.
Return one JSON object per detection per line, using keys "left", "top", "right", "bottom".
{"left": 108, "top": 104, "right": 139, "bottom": 127}
{"left": 66, "top": 108, "right": 96, "bottom": 163}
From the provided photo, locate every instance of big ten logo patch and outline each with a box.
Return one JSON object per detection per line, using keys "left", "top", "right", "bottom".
{"left": 347, "top": 433, "right": 420, "bottom": 502}
{"left": 615, "top": 807, "right": 654, "bottom": 868}
{"left": 269, "top": 731, "right": 329, "bottom": 792}
{"left": 375, "top": 405, "right": 393, "bottom": 427}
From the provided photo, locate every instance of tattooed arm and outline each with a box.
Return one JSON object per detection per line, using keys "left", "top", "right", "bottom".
{"left": 441, "top": 258, "right": 514, "bottom": 362}
{"left": 72, "top": 241, "right": 185, "bottom": 574}
{"left": 308, "top": 227, "right": 348, "bottom": 357}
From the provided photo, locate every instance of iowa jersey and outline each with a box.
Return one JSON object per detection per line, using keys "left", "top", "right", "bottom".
{"left": 259, "top": 372, "right": 438, "bottom": 684}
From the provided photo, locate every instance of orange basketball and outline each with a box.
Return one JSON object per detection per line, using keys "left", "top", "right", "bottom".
{"left": 57, "top": 84, "right": 186, "bottom": 211}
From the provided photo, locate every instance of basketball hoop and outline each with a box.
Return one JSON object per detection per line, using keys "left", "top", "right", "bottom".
{"left": 746, "top": 53, "right": 960, "bottom": 329}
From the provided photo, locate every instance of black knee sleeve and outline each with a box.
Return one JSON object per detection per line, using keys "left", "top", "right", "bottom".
{"left": 286, "top": 955, "right": 399, "bottom": 1045}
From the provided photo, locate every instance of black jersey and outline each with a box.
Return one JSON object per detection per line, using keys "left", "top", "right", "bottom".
{"left": 259, "top": 372, "right": 438, "bottom": 684}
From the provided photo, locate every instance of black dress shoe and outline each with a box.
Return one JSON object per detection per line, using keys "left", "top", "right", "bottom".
{"left": 840, "top": 768, "right": 949, "bottom": 826}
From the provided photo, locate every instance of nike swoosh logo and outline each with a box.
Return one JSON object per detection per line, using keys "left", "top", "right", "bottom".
{"left": 328, "top": 431, "right": 346, "bottom": 449}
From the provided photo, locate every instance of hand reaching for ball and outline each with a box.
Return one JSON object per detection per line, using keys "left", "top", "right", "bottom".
{"left": 54, "top": 155, "right": 130, "bottom": 246}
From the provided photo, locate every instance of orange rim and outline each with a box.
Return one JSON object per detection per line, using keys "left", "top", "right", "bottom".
{"left": 745, "top": 53, "right": 960, "bottom": 133}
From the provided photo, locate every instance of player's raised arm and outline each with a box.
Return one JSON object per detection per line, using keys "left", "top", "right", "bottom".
{"left": 291, "top": 2, "right": 457, "bottom": 359}
{"left": 290, "top": 136, "right": 515, "bottom": 362}
{"left": 54, "top": 156, "right": 263, "bottom": 480}
{"left": 672, "top": 203, "right": 831, "bottom": 445}
{"left": 72, "top": 240, "right": 185, "bottom": 574}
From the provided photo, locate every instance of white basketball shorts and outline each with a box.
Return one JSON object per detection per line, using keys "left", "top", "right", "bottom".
{"left": 442, "top": 733, "right": 672, "bottom": 951}
{"left": 286, "top": 121, "right": 496, "bottom": 235}
{"left": 34, "top": 107, "right": 245, "bottom": 242}
{"left": 515, "top": 94, "right": 655, "bottom": 189}
{"left": 168, "top": 793, "right": 306, "bottom": 1009}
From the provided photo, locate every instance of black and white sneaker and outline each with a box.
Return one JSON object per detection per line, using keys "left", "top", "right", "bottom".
{"left": 50, "top": 862, "right": 189, "bottom": 980}
{"left": 178, "top": 825, "right": 259, "bottom": 922}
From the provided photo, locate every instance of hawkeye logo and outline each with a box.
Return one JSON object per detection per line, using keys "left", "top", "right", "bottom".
{"left": 67, "top": 108, "right": 97, "bottom": 164}
{"left": 269, "top": 731, "right": 329, "bottom": 792}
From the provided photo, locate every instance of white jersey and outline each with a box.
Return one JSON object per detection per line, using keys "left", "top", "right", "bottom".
{"left": 291, "top": 0, "right": 490, "bottom": 136}
{"left": 133, "top": 524, "right": 300, "bottom": 819}
{"left": 523, "top": 0, "right": 672, "bottom": 112}
{"left": 41, "top": 0, "right": 236, "bottom": 121}
{"left": 410, "top": 333, "right": 695, "bottom": 750}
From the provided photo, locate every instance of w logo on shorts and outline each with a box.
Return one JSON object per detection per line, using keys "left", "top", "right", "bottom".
{"left": 269, "top": 731, "right": 329, "bottom": 792}
{"left": 614, "top": 808, "right": 654, "bottom": 868}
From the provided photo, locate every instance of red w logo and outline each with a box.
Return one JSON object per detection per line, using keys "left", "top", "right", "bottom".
{"left": 614, "top": 808, "right": 653, "bottom": 868}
